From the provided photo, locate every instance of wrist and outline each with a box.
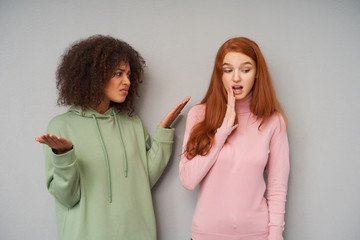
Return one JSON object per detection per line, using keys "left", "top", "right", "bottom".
{"left": 52, "top": 145, "right": 73, "bottom": 155}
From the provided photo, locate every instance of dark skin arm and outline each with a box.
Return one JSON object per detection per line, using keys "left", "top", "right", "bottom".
{"left": 35, "top": 96, "right": 191, "bottom": 153}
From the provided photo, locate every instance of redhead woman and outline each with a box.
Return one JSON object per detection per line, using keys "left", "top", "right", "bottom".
{"left": 180, "top": 37, "right": 289, "bottom": 240}
{"left": 35, "top": 35, "right": 189, "bottom": 240}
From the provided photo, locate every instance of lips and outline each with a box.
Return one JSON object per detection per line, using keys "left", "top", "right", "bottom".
{"left": 232, "top": 85, "right": 243, "bottom": 95}
{"left": 120, "top": 89, "right": 129, "bottom": 95}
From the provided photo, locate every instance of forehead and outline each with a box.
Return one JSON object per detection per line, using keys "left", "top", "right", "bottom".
{"left": 223, "top": 52, "right": 255, "bottom": 65}
{"left": 116, "top": 61, "right": 130, "bottom": 70}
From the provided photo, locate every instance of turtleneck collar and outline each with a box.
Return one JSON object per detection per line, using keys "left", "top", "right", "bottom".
{"left": 235, "top": 92, "right": 252, "bottom": 114}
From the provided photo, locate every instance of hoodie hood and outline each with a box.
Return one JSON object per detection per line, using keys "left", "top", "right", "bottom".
{"left": 69, "top": 106, "right": 128, "bottom": 203}
{"left": 69, "top": 106, "right": 117, "bottom": 118}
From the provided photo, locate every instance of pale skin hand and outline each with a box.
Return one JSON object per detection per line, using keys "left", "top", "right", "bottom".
{"left": 225, "top": 87, "right": 236, "bottom": 129}
{"left": 35, "top": 134, "right": 73, "bottom": 154}
{"left": 158, "top": 96, "right": 191, "bottom": 128}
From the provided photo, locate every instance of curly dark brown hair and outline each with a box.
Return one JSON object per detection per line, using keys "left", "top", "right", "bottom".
{"left": 56, "top": 35, "right": 145, "bottom": 114}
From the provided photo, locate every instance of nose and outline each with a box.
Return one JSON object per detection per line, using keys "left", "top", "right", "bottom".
{"left": 123, "top": 75, "right": 131, "bottom": 86}
{"left": 233, "top": 70, "right": 241, "bottom": 82}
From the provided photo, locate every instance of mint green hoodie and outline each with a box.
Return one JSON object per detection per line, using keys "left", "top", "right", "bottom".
{"left": 44, "top": 106, "right": 174, "bottom": 240}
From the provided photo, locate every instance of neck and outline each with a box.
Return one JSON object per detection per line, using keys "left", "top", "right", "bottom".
{"left": 235, "top": 93, "right": 252, "bottom": 114}
{"left": 89, "top": 101, "right": 110, "bottom": 114}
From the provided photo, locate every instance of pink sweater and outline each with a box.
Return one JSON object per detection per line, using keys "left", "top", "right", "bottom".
{"left": 179, "top": 95, "right": 289, "bottom": 240}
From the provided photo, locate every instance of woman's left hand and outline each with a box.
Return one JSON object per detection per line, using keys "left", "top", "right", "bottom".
{"left": 158, "top": 96, "right": 191, "bottom": 128}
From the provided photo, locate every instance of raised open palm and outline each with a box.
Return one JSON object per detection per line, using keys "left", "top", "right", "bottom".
{"left": 35, "top": 133, "right": 73, "bottom": 154}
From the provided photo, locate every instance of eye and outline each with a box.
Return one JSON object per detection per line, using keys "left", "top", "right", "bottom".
{"left": 223, "top": 68, "right": 232, "bottom": 73}
{"left": 114, "top": 71, "right": 123, "bottom": 77}
{"left": 242, "top": 69, "right": 250, "bottom": 73}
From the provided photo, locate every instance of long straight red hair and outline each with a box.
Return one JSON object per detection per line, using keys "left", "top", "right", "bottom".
{"left": 185, "top": 37, "right": 287, "bottom": 159}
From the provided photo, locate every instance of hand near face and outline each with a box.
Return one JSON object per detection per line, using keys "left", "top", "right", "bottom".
{"left": 158, "top": 96, "right": 191, "bottom": 128}
{"left": 225, "top": 87, "right": 236, "bottom": 129}
{"left": 35, "top": 134, "right": 73, "bottom": 154}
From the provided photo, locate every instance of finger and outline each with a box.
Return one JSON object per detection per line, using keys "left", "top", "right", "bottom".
{"left": 167, "top": 97, "right": 191, "bottom": 119}
{"left": 40, "top": 134, "right": 54, "bottom": 146}
{"left": 226, "top": 87, "right": 233, "bottom": 110}
{"left": 56, "top": 137, "right": 73, "bottom": 148}
{"left": 230, "top": 89, "right": 235, "bottom": 106}
{"left": 229, "top": 87, "right": 235, "bottom": 101}
{"left": 226, "top": 87, "right": 232, "bottom": 105}
{"left": 229, "top": 88, "right": 236, "bottom": 108}
{"left": 38, "top": 134, "right": 65, "bottom": 150}
{"left": 178, "top": 96, "right": 190, "bottom": 107}
{"left": 226, "top": 86, "right": 231, "bottom": 97}
{"left": 173, "top": 96, "right": 191, "bottom": 113}
{"left": 48, "top": 134, "right": 62, "bottom": 145}
{"left": 169, "top": 107, "right": 183, "bottom": 119}
{"left": 43, "top": 134, "right": 62, "bottom": 148}
{"left": 159, "top": 112, "right": 177, "bottom": 129}
{"left": 35, "top": 137, "right": 46, "bottom": 144}
{"left": 57, "top": 137, "right": 67, "bottom": 144}
{"left": 182, "top": 96, "right": 191, "bottom": 105}
{"left": 178, "top": 96, "right": 191, "bottom": 111}
{"left": 159, "top": 96, "right": 191, "bottom": 128}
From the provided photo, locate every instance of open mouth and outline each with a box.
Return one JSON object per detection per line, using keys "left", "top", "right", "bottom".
{"left": 232, "top": 85, "right": 243, "bottom": 95}
{"left": 232, "top": 86, "right": 243, "bottom": 90}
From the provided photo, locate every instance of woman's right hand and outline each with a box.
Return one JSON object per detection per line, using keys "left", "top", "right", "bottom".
{"left": 225, "top": 87, "right": 236, "bottom": 129}
{"left": 35, "top": 134, "right": 73, "bottom": 154}
{"left": 158, "top": 96, "right": 191, "bottom": 128}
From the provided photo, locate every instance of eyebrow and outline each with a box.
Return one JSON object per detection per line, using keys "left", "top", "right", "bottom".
{"left": 222, "top": 61, "right": 253, "bottom": 67}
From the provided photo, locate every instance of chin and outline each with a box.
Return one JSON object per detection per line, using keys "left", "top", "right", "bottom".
{"left": 112, "top": 98, "right": 126, "bottom": 104}
{"left": 235, "top": 96, "right": 245, "bottom": 101}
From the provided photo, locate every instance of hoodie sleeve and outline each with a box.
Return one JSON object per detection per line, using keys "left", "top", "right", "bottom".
{"left": 144, "top": 125, "right": 175, "bottom": 188}
{"left": 43, "top": 119, "right": 81, "bottom": 208}
{"left": 179, "top": 106, "right": 237, "bottom": 190}
{"left": 265, "top": 115, "right": 290, "bottom": 240}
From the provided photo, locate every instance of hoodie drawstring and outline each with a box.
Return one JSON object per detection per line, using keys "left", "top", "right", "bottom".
{"left": 92, "top": 114, "right": 112, "bottom": 203}
{"left": 112, "top": 109, "right": 128, "bottom": 178}
{"left": 91, "top": 110, "right": 128, "bottom": 203}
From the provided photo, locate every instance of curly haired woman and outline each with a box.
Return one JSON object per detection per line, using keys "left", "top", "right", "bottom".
{"left": 35, "top": 35, "right": 189, "bottom": 240}
{"left": 180, "top": 37, "right": 289, "bottom": 240}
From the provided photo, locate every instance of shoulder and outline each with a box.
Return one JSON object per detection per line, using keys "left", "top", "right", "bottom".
{"left": 46, "top": 111, "right": 75, "bottom": 133}
{"left": 117, "top": 111, "right": 143, "bottom": 126}
{"left": 187, "top": 104, "right": 206, "bottom": 121}
{"left": 47, "top": 111, "right": 73, "bottom": 127}
{"left": 183, "top": 104, "right": 206, "bottom": 129}
{"left": 267, "top": 112, "right": 287, "bottom": 134}
{"left": 117, "top": 111, "right": 139, "bottom": 119}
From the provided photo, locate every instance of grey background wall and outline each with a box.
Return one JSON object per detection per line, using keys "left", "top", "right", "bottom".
{"left": 1, "top": 0, "right": 359, "bottom": 239}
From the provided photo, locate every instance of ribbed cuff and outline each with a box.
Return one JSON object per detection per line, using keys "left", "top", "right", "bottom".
{"left": 51, "top": 148, "right": 77, "bottom": 168}
{"left": 268, "top": 226, "right": 284, "bottom": 240}
{"left": 213, "top": 118, "right": 238, "bottom": 148}
{"left": 218, "top": 117, "right": 238, "bottom": 134}
{"left": 154, "top": 126, "right": 175, "bottom": 142}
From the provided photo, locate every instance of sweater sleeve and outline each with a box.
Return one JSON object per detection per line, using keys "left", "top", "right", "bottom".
{"left": 145, "top": 125, "right": 175, "bottom": 188}
{"left": 266, "top": 115, "right": 290, "bottom": 240}
{"left": 43, "top": 120, "right": 81, "bottom": 208}
{"left": 179, "top": 106, "right": 237, "bottom": 190}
